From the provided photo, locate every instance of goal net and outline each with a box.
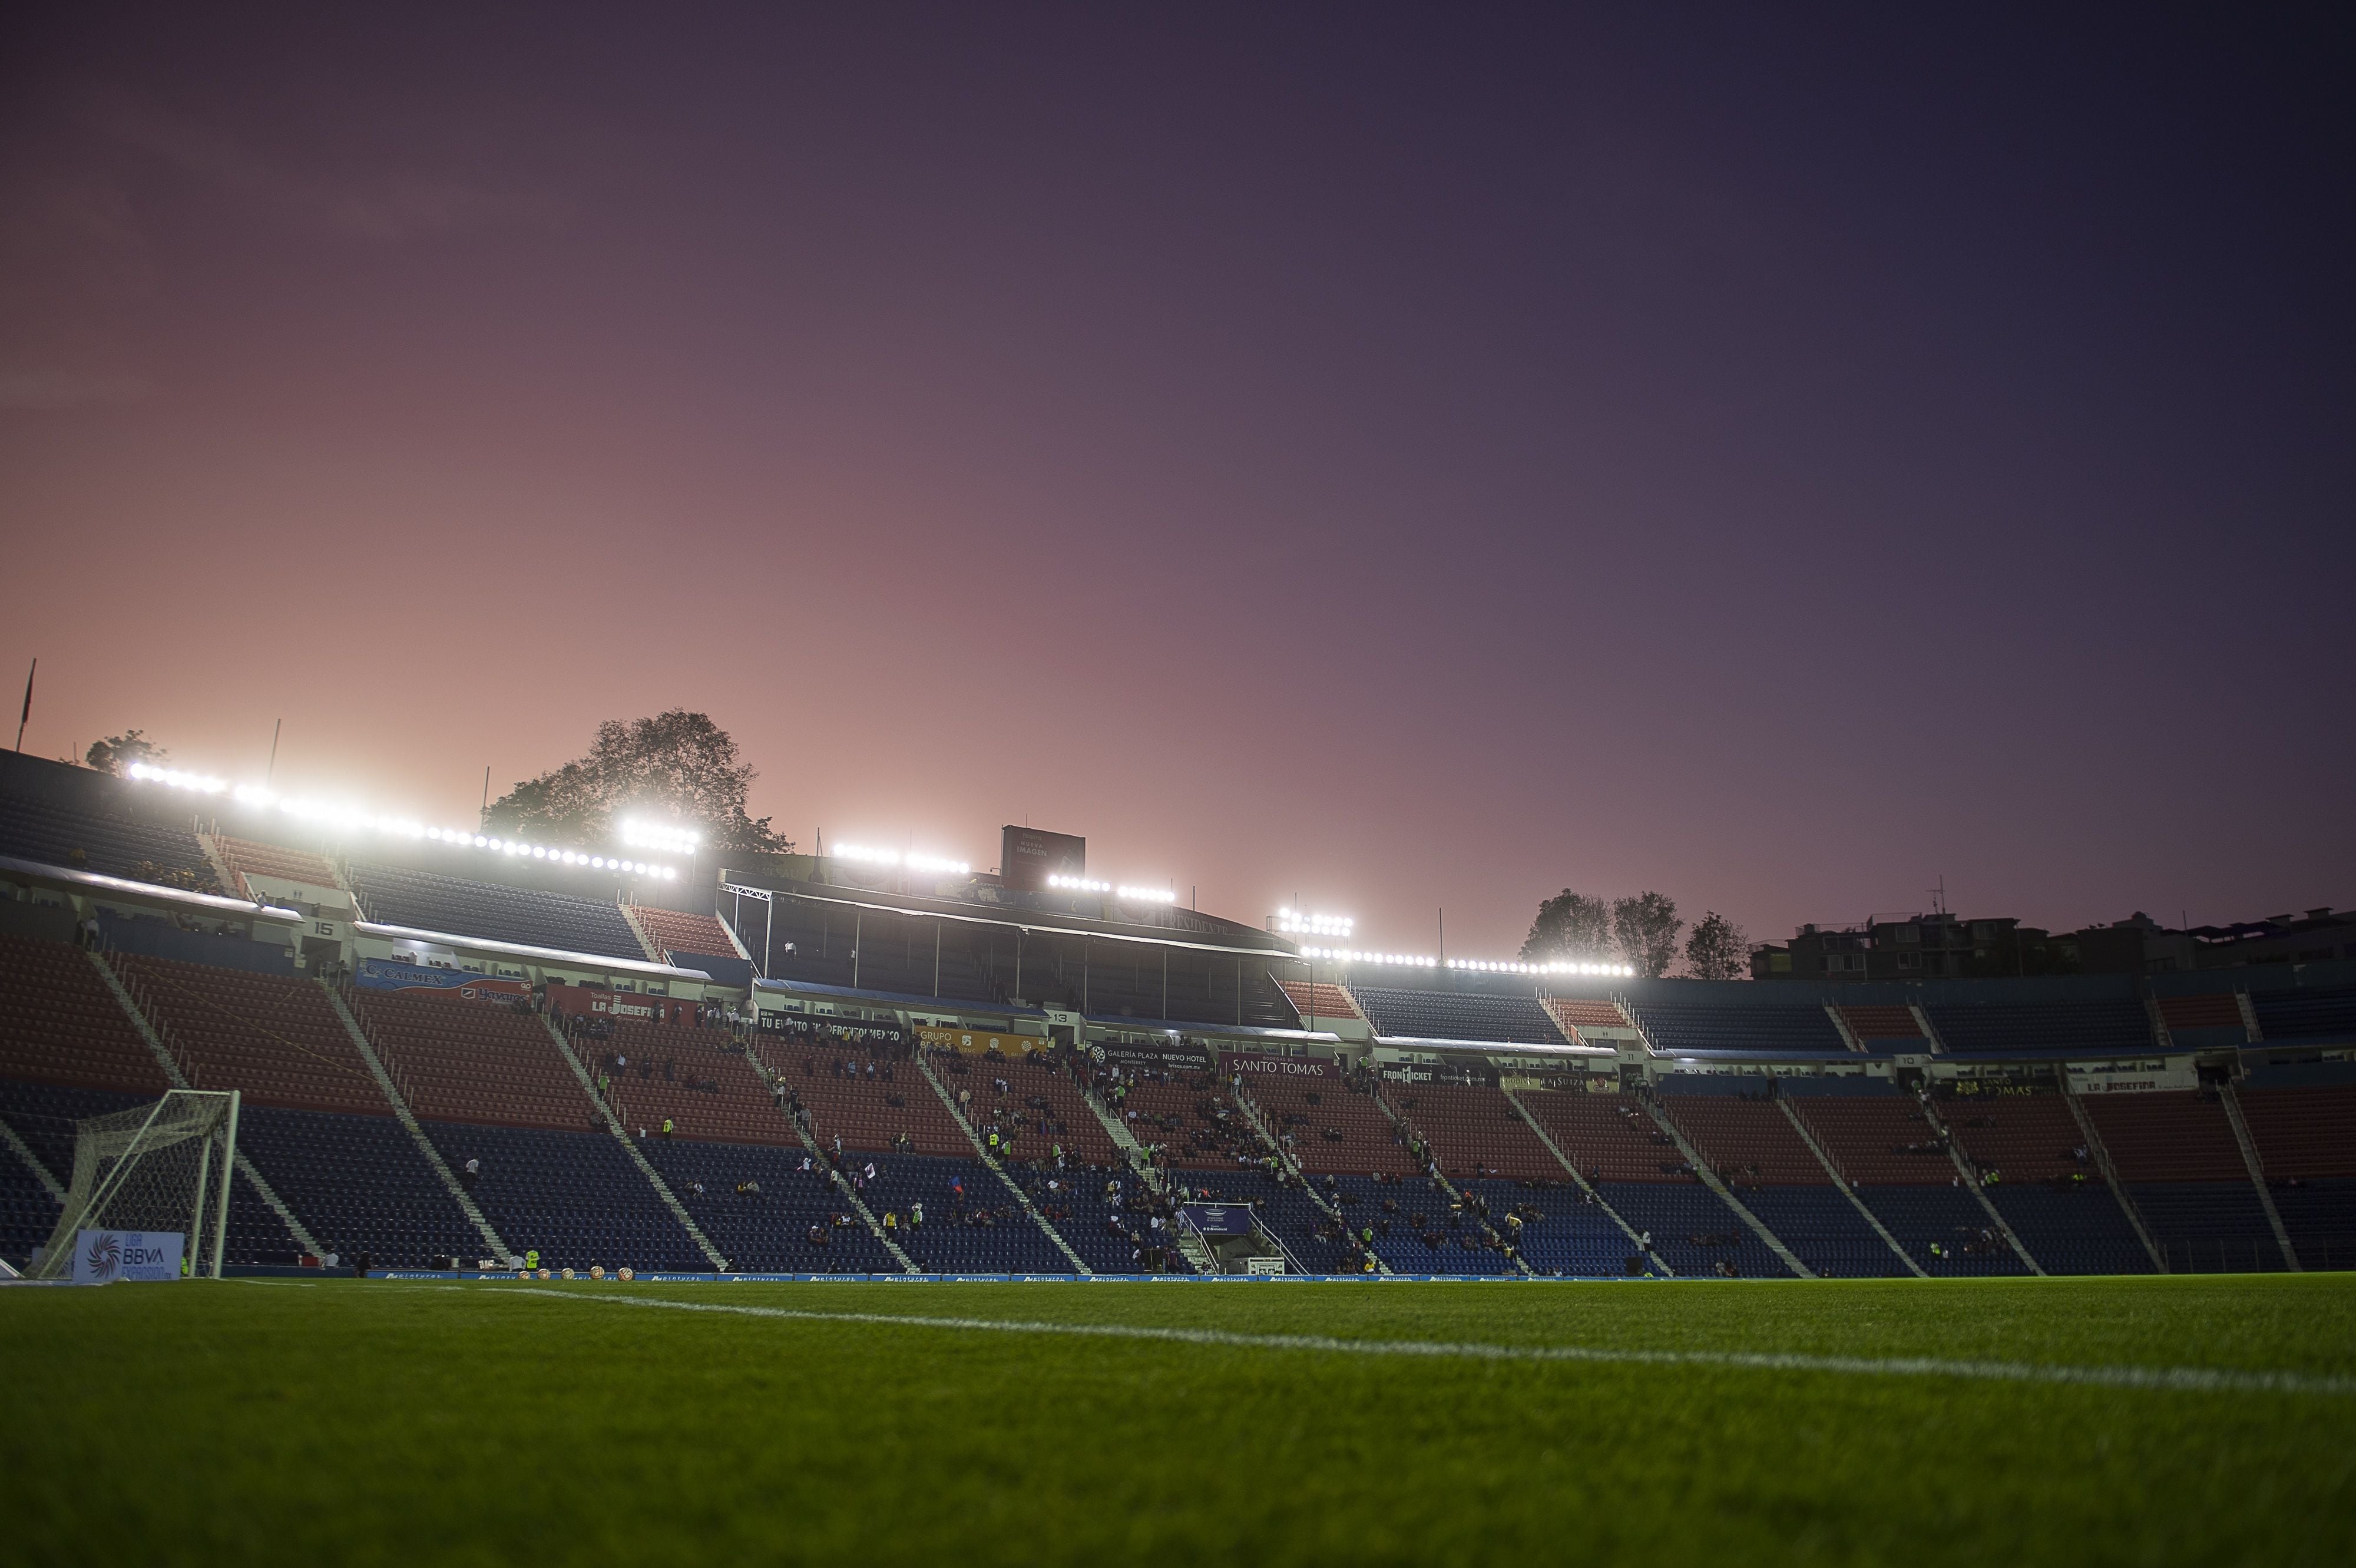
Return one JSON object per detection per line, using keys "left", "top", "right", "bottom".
{"left": 31, "top": 1089, "right": 241, "bottom": 1282}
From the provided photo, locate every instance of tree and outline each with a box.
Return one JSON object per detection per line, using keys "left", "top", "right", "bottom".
{"left": 85, "top": 730, "right": 167, "bottom": 775}
{"left": 1612, "top": 892, "right": 1682, "bottom": 978}
{"left": 1520, "top": 891, "right": 1613, "bottom": 962}
{"left": 1683, "top": 911, "right": 1749, "bottom": 981}
{"left": 483, "top": 711, "right": 792, "bottom": 855}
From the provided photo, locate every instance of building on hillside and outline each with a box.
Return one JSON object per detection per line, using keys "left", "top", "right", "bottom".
{"left": 1751, "top": 913, "right": 2075, "bottom": 984}
{"left": 2069, "top": 907, "right": 2356, "bottom": 974}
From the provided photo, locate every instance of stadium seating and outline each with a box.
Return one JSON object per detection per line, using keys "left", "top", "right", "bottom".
{"left": 1784, "top": 1085, "right": 2027, "bottom": 1275}
{"left": 1925, "top": 998, "right": 2154, "bottom": 1057}
{"left": 1653, "top": 1090, "right": 1907, "bottom": 1276}
{"left": 2251, "top": 986, "right": 2356, "bottom": 1043}
{"left": 1594, "top": 1180, "right": 1794, "bottom": 1278}
{"left": 1350, "top": 987, "right": 1564, "bottom": 1044}
{"left": 2082, "top": 1091, "right": 2282, "bottom": 1272}
{"left": 233, "top": 1105, "right": 481, "bottom": 1267}
{"left": 961, "top": 1051, "right": 1119, "bottom": 1166}
{"left": 776, "top": 1038, "right": 969, "bottom": 1157}
{"left": 1014, "top": 1166, "right": 1167, "bottom": 1273}
{"left": 2157, "top": 993, "right": 2247, "bottom": 1047}
{"left": 571, "top": 1016, "right": 794, "bottom": 1147}
{"left": 1940, "top": 1089, "right": 2152, "bottom": 1273}
{"left": 348, "top": 862, "right": 647, "bottom": 961}
{"left": 1544, "top": 998, "right": 1629, "bottom": 1036}
{"left": 2236, "top": 1076, "right": 2356, "bottom": 1269}
{"left": 1626, "top": 1001, "right": 1848, "bottom": 1057}
{"left": 421, "top": 1120, "right": 706, "bottom": 1272}
{"left": 639, "top": 1138, "right": 898, "bottom": 1272}
{"left": 1249, "top": 1076, "right": 1418, "bottom": 1176}
{"left": 349, "top": 990, "right": 596, "bottom": 1130}
{"left": 216, "top": 835, "right": 339, "bottom": 895}
{"left": 1517, "top": 1089, "right": 1792, "bottom": 1277}
{"left": 7, "top": 885, "right": 2352, "bottom": 1276}
{"left": 0, "top": 932, "right": 174, "bottom": 1096}
{"left": 1323, "top": 1172, "right": 1520, "bottom": 1273}
{"left": 630, "top": 904, "right": 738, "bottom": 962}
{"left": 1468, "top": 1179, "right": 1634, "bottom": 1276}
{"left": 1386, "top": 1082, "right": 1566, "bottom": 1181}
{"left": 112, "top": 955, "right": 385, "bottom": 1114}
{"left": 1281, "top": 982, "right": 1361, "bottom": 1023}
{"left": 861, "top": 1154, "right": 1073, "bottom": 1273}
{"left": 0, "top": 798, "right": 219, "bottom": 889}
{"left": 1112, "top": 1070, "right": 1268, "bottom": 1171}
{"left": 1838, "top": 1005, "right": 1925, "bottom": 1046}
{"left": 0, "top": 1080, "right": 147, "bottom": 1265}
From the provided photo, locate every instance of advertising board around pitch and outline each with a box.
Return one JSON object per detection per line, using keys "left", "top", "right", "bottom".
{"left": 71, "top": 1229, "right": 184, "bottom": 1284}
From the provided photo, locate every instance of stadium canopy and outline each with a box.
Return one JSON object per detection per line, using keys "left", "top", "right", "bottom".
{"left": 0, "top": 852, "right": 308, "bottom": 935}
{"left": 723, "top": 874, "right": 1298, "bottom": 960}
{"left": 356, "top": 920, "right": 713, "bottom": 985}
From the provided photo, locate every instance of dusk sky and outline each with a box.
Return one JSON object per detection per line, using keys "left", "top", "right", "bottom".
{"left": 3, "top": 6, "right": 2349, "bottom": 960}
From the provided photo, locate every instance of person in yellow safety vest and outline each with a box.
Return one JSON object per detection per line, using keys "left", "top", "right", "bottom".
{"left": 883, "top": 1210, "right": 898, "bottom": 1234}
{"left": 661, "top": 1117, "right": 674, "bottom": 1139}
{"left": 526, "top": 1248, "right": 540, "bottom": 1270}
{"left": 987, "top": 1129, "right": 1000, "bottom": 1156}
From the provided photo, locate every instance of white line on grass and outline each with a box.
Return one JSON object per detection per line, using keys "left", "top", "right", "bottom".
{"left": 507, "top": 1287, "right": 2354, "bottom": 1397}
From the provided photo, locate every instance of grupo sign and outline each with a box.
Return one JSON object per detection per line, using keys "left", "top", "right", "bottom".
{"left": 1220, "top": 1052, "right": 1333, "bottom": 1080}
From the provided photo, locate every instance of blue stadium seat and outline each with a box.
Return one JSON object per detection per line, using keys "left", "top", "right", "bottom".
{"left": 420, "top": 1120, "right": 706, "bottom": 1271}
{"left": 1627, "top": 1001, "right": 1848, "bottom": 1057}
{"left": 1593, "top": 1180, "right": 1795, "bottom": 1278}
{"left": 1984, "top": 1183, "right": 2153, "bottom": 1275}
{"left": 1853, "top": 1186, "right": 2029, "bottom": 1276}
{"left": 1925, "top": 1000, "right": 2155, "bottom": 1056}
{"left": 640, "top": 1138, "right": 898, "bottom": 1272}
{"left": 1350, "top": 987, "right": 1563, "bottom": 1044}
{"left": 350, "top": 862, "right": 648, "bottom": 961}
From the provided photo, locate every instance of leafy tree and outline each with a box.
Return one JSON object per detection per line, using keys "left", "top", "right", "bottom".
{"left": 1612, "top": 892, "right": 1682, "bottom": 978}
{"left": 1683, "top": 911, "right": 1749, "bottom": 981}
{"left": 483, "top": 711, "right": 790, "bottom": 855}
{"left": 85, "top": 730, "right": 167, "bottom": 775}
{"left": 1520, "top": 890, "right": 1613, "bottom": 962}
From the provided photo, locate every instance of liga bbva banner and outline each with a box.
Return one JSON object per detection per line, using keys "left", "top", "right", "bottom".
{"left": 72, "top": 1229, "right": 184, "bottom": 1284}
{"left": 916, "top": 1026, "right": 1038, "bottom": 1057}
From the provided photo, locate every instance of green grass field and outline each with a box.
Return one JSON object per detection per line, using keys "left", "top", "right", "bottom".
{"left": 4, "top": 1273, "right": 2352, "bottom": 1565}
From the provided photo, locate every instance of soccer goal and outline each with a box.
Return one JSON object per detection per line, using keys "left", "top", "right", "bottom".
{"left": 31, "top": 1089, "right": 242, "bottom": 1282}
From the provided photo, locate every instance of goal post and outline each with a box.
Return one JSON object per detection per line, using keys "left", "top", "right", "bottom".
{"left": 31, "top": 1089, "right": 242, "bottom": 1282}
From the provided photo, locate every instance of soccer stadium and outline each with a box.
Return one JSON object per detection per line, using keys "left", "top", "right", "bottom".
{"left": 8, "top": 6, "right": 2354, "bottom": 1563}
{"left": 2, "top": 743, "right": 2352, "bottom": 1561}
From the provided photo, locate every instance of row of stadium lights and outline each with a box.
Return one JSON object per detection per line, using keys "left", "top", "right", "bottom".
{"left": 124, "top": 763, "right": 686, "bottom": 880}
{"left": 835, "top": 842, "right": 972, "bottom": 876}
{"left": 1296, "top": 945, "right": 1633, "bottom": 977}
{"left": 1287, "top": 904, "right": 1634, "bottom": 975}
{"left": 1047, "top": 874, "right": 1179, "bottom": 904}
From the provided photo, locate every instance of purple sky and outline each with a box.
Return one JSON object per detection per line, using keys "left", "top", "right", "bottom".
{"left": 4, "top": 6, "right": 2350, "bottom": 960}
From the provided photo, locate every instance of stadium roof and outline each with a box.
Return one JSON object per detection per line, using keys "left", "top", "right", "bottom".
{"left": 723, "top": 874, "right": 1297, "bottom": 958}
{"left": 359, "top": 920, "right": 713, "bottom": 983}
{"left": 0, "top": 854, "right": 306, "bottom": 928}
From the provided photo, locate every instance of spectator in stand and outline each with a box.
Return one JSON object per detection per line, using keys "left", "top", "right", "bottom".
{"left": 461, "top": 1157, "right": 480, "bottom": 1192}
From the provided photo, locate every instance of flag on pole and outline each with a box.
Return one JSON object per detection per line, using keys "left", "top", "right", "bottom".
{"left": 13, "top": 658, "right": 31, "bottom": 753}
